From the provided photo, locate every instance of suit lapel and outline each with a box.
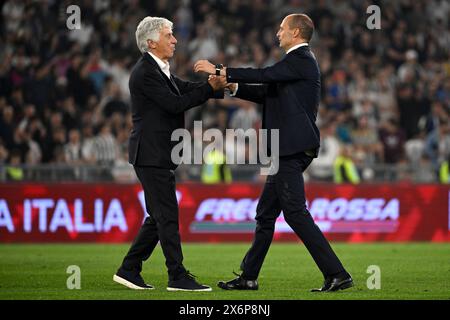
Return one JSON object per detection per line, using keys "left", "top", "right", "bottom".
{"left": 143, "top": 53, "right": 181, "bottom": 96}
{"left": 158, "top": 69, "right": 181, "bottom": 96}
{"left": 168, "top": 75, "right": 181, "bottom": 95}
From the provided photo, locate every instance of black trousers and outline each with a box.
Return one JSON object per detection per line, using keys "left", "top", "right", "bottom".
{"left": 241, "top": 152, "right": 345, "bottom": 280}
{"left": 121, "top": 166, "right": 186, "bottom": 281}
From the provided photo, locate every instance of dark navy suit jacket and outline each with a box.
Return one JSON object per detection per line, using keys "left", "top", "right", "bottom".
{"left": 227, "top": 45, "right": 321, "bottom": 157}
{"left": 128, "top": 53, "right": 222, "bottom": 169}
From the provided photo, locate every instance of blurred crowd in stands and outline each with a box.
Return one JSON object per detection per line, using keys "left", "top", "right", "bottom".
{"left": 0, "top": 0, "right": 449, "bottom": 182}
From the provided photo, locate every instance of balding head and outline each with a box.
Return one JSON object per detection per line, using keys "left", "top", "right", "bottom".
{"left": 286, "top": 14, "right": 314, "bottom": 42}
{"left": 276, "top": 13, "right": 315, "bottom": 52}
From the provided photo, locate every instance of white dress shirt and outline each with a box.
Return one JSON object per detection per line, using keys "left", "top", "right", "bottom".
{"left": 286, "top": 42, "right": 308, "bottom": 54}
{"left": 148, "top": 51, "right": 171, "bottom": 78}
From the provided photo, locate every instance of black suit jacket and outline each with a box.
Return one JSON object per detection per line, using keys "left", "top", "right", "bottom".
{"left": 227, "top": 46, "right": 321, "bottom": 157}
{"left": 128, "top": 53, "right": 222, "bottom": 169}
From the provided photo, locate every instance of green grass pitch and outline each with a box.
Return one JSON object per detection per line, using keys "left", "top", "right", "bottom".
{"left": 0, "top": 243, "right": 449, "bottom": 300}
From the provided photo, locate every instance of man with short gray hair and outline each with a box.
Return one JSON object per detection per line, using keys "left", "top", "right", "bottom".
{"left": 113, "top": 16, "right": 225, "bottom": 292}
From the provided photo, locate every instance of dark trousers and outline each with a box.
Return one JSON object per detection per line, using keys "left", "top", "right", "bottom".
{"left": 241, "top": 152, "right": 345, "bottom": 280}
{"left": 121, "top": 166, "right": 186, "bottom": 280}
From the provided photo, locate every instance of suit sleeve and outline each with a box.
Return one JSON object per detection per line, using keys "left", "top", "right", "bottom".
{"left": 172, "top": 75, "right": 224, "bottom": 99}
{"left": 141, "top": 70, "right": 214, "bottom": 115}
{"left": 227, "top": 54, "right": 316, "bottom": 83}
{"left": 234, "top": 84, "right": 267, "bottom": 104}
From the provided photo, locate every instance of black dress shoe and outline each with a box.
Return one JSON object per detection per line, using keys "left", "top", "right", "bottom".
{"left": 311, "top": 273, "right": 353, "bottom": 292}
{"left": 113, "top": 267, "right": 154, "bottom": 290}
{"left": 167, "top": 271, "right": 212, "bottom": 292}
{"left": 218, "top": 272, "right": 259, "bottom": 290}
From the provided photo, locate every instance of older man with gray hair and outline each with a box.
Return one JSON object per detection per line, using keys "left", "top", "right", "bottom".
{"left": 113, "top": 16, "right": 225, "bottom": 292}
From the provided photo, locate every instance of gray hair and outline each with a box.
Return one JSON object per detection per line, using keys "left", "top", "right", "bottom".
{"left": 135, "top": 17, "right": 173, "bottom": 53}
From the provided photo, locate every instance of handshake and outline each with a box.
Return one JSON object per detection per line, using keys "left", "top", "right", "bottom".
{"left": 194, "top": 60, "right": 236, "bottom": 93}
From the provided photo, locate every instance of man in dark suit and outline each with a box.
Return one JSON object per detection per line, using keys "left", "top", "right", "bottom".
{"left": 194, "top": 14, "right": 353, "bottom": 292}
{"left": 113, "top": 16, "right": 225, "bottom": 292}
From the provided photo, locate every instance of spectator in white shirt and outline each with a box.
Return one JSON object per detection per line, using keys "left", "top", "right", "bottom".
{"left": 308, "top": 121, "right": 341, "bottom": 181}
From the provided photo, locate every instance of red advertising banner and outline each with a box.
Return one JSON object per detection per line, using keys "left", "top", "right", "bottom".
{"left": 0, "top": 183, "right": 449, "bottom": 242}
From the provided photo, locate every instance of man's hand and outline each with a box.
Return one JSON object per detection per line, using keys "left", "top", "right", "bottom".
{"left": 226, "top": 83, "right": 237, "bottom": 93}
{"left": 208, "top": 75, "right": 227, "bottom": 91}
{"left": 194, "top": 60, "right": 216, "bottom": 74}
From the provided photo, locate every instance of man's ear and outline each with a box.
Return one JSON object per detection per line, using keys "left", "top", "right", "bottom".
{"left": 147, "top": 39, "right": 156, "bottom": 49}
{"left": 293, "top": 28, "right": 300, "bottom": 38}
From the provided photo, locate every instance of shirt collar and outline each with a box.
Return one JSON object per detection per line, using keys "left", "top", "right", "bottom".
{"left": 147, "top": 51, "right": 170, "bottom": 77}
{"left": 286, "top": 42, "right": 308, "bottom": 55}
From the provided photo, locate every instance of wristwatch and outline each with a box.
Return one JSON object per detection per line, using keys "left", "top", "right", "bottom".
{"left": 215, "top": 64, "right": 223, "bottom": 76}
